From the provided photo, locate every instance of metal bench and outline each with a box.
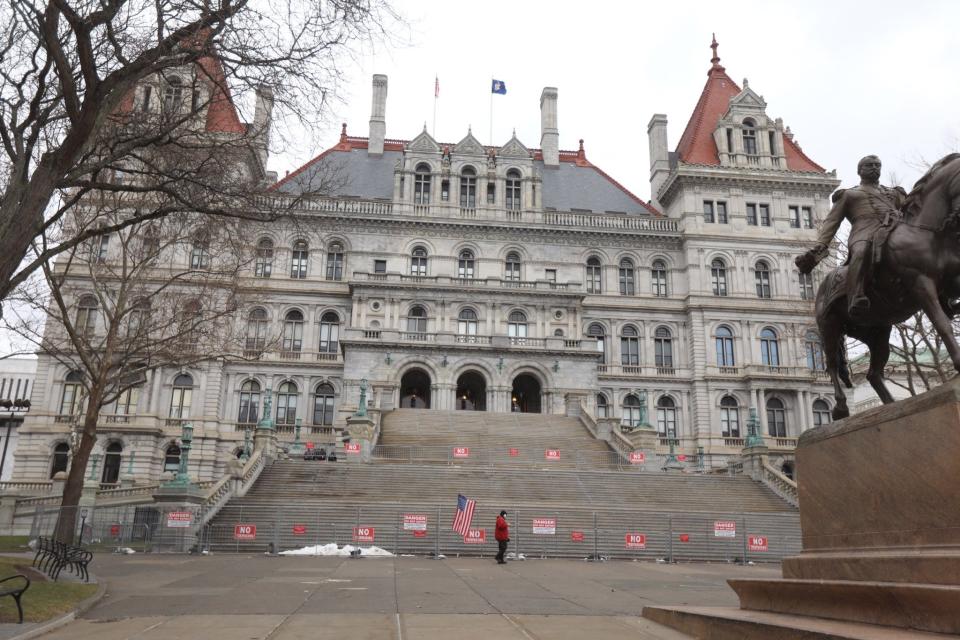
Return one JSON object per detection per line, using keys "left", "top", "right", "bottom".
{"left": 31, "top": 537, "right": 92, "bottom": 582}
{"left": 0, "top": 575, "right": 30, "bottom": 623}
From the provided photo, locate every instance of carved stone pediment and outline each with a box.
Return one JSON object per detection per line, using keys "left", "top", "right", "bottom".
{"left": 454, "top": 130, "right": 486, "bottom": 156}
{"left": 499, "top": 135, "right": 531, "bottom": 158}
{"left": 407, "top": 128, "right": 441, "bottom": 153}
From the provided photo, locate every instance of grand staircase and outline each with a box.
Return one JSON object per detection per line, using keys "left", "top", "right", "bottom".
{"left": 204, "top": 410, "right": 799, "bottom": 558}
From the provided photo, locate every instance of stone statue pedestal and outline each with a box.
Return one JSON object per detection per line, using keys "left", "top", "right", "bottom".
{"left": 644, "top": 378, "right": 960, "bottom": 637}
{"left": 624, "top": 424, "right": 659, "bottom": 470}
{"left": 345, "top": 415, "right": 375, "bottom": 463}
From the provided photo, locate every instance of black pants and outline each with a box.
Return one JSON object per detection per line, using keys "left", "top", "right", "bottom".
{"left": 496, "top": 539, "right": 508, "bottom": 562}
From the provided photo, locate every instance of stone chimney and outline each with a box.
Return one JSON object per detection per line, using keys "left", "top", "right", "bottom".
{"left": 252, "top": 85, "right": 275, "bottom": 169}
{"left": 368, "top": 74, "right": 388, "bottom": 156}
{"left": 540, "top": 87, "right": 559, "bottom": 167}
{"left": 647, "top": 113, "right": 669, "bottom": 209}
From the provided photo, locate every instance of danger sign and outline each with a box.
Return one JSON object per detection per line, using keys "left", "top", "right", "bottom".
{"left": 234, "top": 524, "right": 256, "bottom": 540}
{"left": 679, "top": 533, "right": 690, "bottom": 543}
{"left": 570, "top": 531, "right": 585, "bottom": 542}
{"left": 676, "top": 454, "right": 687, "bottom": 462}
{"left": 110, "top": 524, "right": 121, "bottom": 537}
{"left": 403, "top": 514, "right": 427, "bottom": 531}
{"left": 464, "top": 529, "right": 486, "bottom": 544}
{"left": 305, "top": 442, "right": 315, "bottom": 449}
{"left": 625, "top": 533, "right": 647, "bottom": 549}
{"left": 545, "top": 449, "right": 561, "bottom": 461}
{"left": 714, "top": 520, "right": 737, "bottom": 538}
{"left": 452, "top": 447, "right": 470, "bottom": 458}
{"left": 344, "top": 442, "right": 361, "bottom": 454}
{"left": 532, "top": 518, "right": 556, "bottom": 535}
{"left": 292, "top": 524, "right": 307, "bottom": 535}
{"left": 629, "top": 451, "right": 646, "bottom": 464}
{"left": 167, "top": 511, "right": 193, "bottom": 528}
{"left": 748, "top": 535, "right": 768, "bottom": 552}
{"left": 508, "top": 448, "right": 519, "bottom": 457}
{"left": 353, "top": 527, "right": 375, "bottom": 543}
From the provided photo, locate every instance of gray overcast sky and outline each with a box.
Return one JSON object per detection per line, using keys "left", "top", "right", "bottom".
{"left": 270, "top": 0, "right": 959, "bottom": 199}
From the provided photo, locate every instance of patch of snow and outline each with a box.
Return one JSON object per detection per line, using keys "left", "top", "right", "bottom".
{"left": 279, "top": 543, "right": 394, "bottom": 557}
{"left": 114, "top": 547, "right": 136, "bottom": 554}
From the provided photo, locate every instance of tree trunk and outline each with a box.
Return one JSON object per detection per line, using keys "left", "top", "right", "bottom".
{"left": 52, "top": 397, "right": 102, "bottom": 544}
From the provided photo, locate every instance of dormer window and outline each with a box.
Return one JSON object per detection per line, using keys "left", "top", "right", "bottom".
{"left": 506, "top": 169, "right": 521, "bottom": 211}
{"left": 460, "top": 167, "right": 477, "bottom": 208}
{"left": 414, "top": 164, "right": 431, "bottom": 204}
{"left": 162, "top": 77, "right": 184, "bottom": 115}
{"left": 742, "top": 119, "right": 757, "bottom": 155}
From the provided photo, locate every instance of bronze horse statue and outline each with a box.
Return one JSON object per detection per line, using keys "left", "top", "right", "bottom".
{"left": 815, "top": 153, "right": 960, "bottom": 419}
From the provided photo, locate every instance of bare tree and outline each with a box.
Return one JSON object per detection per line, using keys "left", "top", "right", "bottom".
{"left": 0, "top": 0, "right": 396, "bottom": 305}
{"left": 3, "top": 207, "right": 260, "bottom": 542}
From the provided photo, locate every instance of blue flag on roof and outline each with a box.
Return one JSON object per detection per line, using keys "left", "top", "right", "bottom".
{"left": 491, "top": 79, "right": 507, "bottom": 95}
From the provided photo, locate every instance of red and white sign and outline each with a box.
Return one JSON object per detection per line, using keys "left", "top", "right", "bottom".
{"left": 629, "top": 451, "right": 646, "bottom": 464}
{"left": 305, "top": 442, "right": 315, "bottom": 449}
{"left": 403, "top": 514, "right": 428, "bottom": 531}
{"left": 532, "top": 518, "right": 557, "bottom": 535}
{"left": 413, "top": 530, "right": 427, "bottom": 538}
{"left": 353, "top": 526, "right": 375, "bottom": 543}
{"left": 570, "top": 531, "right": 585, "bottom": 542}
{"left": 110, "top": 524, "right": 121, "bottom": 537}
{"left": 464, "top": 528, "right": 486, "bottom": 544}
{"left": 167, "top": 511, "right": 193, "bottom": 528}
{"left": 748, "top": 535, "right": 768, "bottom": 552}
{"left": 345, "top": 442, "right": 361, "bottom": 454}
{"left": 508, "top": 448, "right": 519, "bottom": 457}
{"left": 234, "top": 524, "right": 256, "bottom": 540}
{"left": 292, "top": 524, "right": 307, "bottom": 535}
{"left": 679, "top": 533, "right": 690, "bottom": 543}
{"left": 714, "top": 520, "right": 737, "bottom": 538}
{"left": 676, "top": 454, "right": 687, "bottom": 462}
{"left": 453, "top": 446, "right": 470, "bottom": 458}
{"left": 625, "top": 533, "right": 647, "bottom": 549}
{"left": 545, "top": 449, "right": 561, "bottom": 461}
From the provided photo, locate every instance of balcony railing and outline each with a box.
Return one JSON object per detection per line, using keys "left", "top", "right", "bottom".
{"left": 352, "top": 272, "right": 578, "bottom": 292}
{"left": 343, "top": 328, "right": 597, "bottom": 353}
{"left": 596, "top": 364, "right": 686, "bottom": 377}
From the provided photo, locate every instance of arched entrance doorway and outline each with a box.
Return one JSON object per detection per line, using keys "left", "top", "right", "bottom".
{"left": 399, "top": 369, "right": 431, "bottom": 408}
{"left": 455, "top": 371, "right": 486, "bottom": 411}
{"left": 511, "top": 374, "right": 542, "bottom": 413}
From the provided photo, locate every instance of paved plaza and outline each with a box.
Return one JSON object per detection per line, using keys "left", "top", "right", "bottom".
{"left": 35, "top": 554, "right": 780, "bottom": 639}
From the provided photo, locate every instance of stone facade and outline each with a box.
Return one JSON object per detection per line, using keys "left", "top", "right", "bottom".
{"left": 12, "top": 41, "right": 841, "bottom": 484}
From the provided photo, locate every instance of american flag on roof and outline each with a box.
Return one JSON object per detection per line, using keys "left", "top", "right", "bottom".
{"left": 452, "top": 494, "right": 476, "bottom": 537}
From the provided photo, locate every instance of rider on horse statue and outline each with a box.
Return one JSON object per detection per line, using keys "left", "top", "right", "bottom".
{"left": 796, "top": 155, "right": 907, "bottom": 320}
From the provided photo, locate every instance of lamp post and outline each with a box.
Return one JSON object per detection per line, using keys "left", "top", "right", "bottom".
{"left": 164, "top": 422, "right": 195, "bottom": 488}
{"left": 0, "top": 398, "right": 29, "bottom": 480}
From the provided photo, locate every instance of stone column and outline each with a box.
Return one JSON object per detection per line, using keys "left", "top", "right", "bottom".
{"left": 757, "top": 388, "right": 769, "bottom": 436}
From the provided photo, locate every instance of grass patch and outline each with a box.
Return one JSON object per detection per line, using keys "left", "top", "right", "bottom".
{"left": 0, "top": 536, "right": 31, "bottom": 553}
{"left": 0, "top": 555, "right": 97, "bottom": 623}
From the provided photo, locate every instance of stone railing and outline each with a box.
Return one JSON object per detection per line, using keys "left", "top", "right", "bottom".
{"left": 351, "top": 271, "right": 581, "bottom": 293}
{"left": 198, "top": 448, "right": 265, "bottom": 527}
{"left": 342, "top": 328, "right": 598, "bottom": 353}
{"left": 0, "top": 481, "right": 53, "bottom": 495}
{"left": 761, "top": 460, "right": 799, "bottom": 507}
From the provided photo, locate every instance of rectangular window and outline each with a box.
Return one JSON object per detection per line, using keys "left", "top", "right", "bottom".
{"left": 703, "top": 201, "right": 715, "bottom": 223}
{"left": 789, "top": 206, "right": 800, "bottom": 228}
{"left": 716, "top": 201, "right": 728, "bottom": 224}
{"left": 141, "top": 86, "right": 152, "bottom": 112}
{"left": 726, "top": 128, "right": 733, "bottom": 154}
{"left": 746, "top": 203, "right": 757, "bottom": 225}
{"left": 373, "top": 259, "right": 386, "bottom": 274}
{"left": 545, "top": 269, "right": 556, "bottom": 283}
{"left": 759, "top": 204, "right": 770, "bottom": 226}
{"left": 768, "top": 131, "right": 777, "bottom": 156}
{"left": 799, "top": 272, "right": 815, "bottom": 300}
{"left": 486, "top": 183, "right": 495, "bottom": 204}
{"left": 802, "top": 206, "right": 814, "bottom": 229}
{"left": 441, "top": 180, "right": 449, "bottom": 201}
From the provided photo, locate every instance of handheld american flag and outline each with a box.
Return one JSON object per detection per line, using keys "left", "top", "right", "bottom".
{"left": 452, "top": 494, "right": 476, "bottom": 537}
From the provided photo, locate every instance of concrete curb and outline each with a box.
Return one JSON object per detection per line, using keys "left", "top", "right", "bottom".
{"left": 7, "top": 579, "right": 106, "bottom": 640}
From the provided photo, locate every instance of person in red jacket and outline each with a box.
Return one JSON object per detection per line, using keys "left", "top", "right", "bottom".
{"left": 495, "top": 510, "right": 510, "bottom": 564}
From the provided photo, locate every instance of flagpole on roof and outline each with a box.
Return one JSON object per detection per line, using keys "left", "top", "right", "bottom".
{"left": 489, "top": 75, "right": 493, "bottom": 146}
{"left": 433, "top": 74, "right": 438, "bottom": 137}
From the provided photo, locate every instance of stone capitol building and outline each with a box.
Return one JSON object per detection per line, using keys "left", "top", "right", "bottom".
{"left": 14, "top": 39, "right": 841, "bottom": 485}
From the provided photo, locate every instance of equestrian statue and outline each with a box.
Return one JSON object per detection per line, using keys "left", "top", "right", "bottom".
{"left": 796, "top": 153, "right": 960, "bottom": 420}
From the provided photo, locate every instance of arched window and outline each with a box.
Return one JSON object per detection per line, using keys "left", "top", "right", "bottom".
{"left": 458, "top": 250, "right": 475, "bottom": 279}
{"left": 164, "top": 444, "right": 181, "bottom": 473}
{"left": 282, "top": 310, "right": 304, "bottom": 353}
{"left": 246, "top": 308, "right": 269, "bottom": 351}
{"left": 162, "top": 77, "right": 184, "bottom": 114}
{"left": 620, "top": 325, "right": 640, "bottom": 366}
{"left": 812, "top": 399, "right": 831, "bottom": 427}
{"left": 711, "top": 259, "right": 727, "bottom": 296}
{"left": 414, "top": 163, "right": 431, "bottom": 205}
{"left": 506, "top": 169, "right": 522, "bottom": 211}
{"left": 806, "top": 331, "right": 825, "bottom": 371}
{"left": 622, "top": 394, "right": 642, "bottom": 428}
{"left": 654, "top": 326, "right": 673, "bottom": 368}
{"left": 720, "top": 396, "right": 740, "bottom": 438}
{"left": 101, "top": 442, "right": 123, "bottom": 485}
{"left": 410, "top": 246, "right": 428, "bottom": 276}
{"left": 325, "top": 242, "right": 344, "bottom": 281}
{"left": 169, "top": 374, "right": 193, "bottom": 419}
{"left": 587, "top": 323, "right": 606, "bottom": 364}
{"left": 313, "top": 383, "right": 336, "bottom": 426}
{"left": 755, "top": 260, "right": 771, "bottom": 298}
{"left": 319, "top": 311, "right": 340, "bottom": 354}
{"left": 766, "top": 397, "right": 787, "bottom": 437}
{"left": 742, "top": 119, "right": 757, "bottom": 155}
{"left": 504, "top": 252, "right": 521, "bottom": 281}
{"left": 60, "top": 371, "right": 85, "bottom": 416}
{"left": 553, "top": 328, "right": 564, "bottom": 337}
{"left": 50, "top": 443, "right": 70, "bottom": 478}
{"left": 276, "top": 381, "right": 298, "bottom": 425}
{"left": 457, "top": 308, "right": 478, "bottom": 341}
{"left": 760, "top": 327, "right": 780, "bottom": 366}
{"left": 586, "top": 257, "right": 603, "bottom": 294}
{"left": 255, "top": 238, "right": 274, "bottom": 278}
{"left": 507, "top": 310, "right": 527, "bottom": 344}
{"left": 716, "top": 325, "right": 735, "bottom": 367}
{"left": 291, "top": 240, "right": 309, "bottom": 279}
{"left": 619, "top": 258, "right": 635, "bottom": 295}
{"left": 75, "top": 295, "right": 98, "bottom": 339}
{"left": 459, "top": 166, "right": 477, "bottom": 208}
{"left": 596, "top": 394, "right": 610, "bottom": 418}
{"left": 238, "top": 380, "right": 261, "bottom": 423}
{"left": 406, "top": 306, "right": 427, "bottom": 334}
{"left": 656, "top": 396, "right": 677, "bottom": 438}
{"left": 651, "top": 260, "right": 668, "bottom": 297}
{"left": 190, "top": 231, "right": 210, "bottom": 269}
